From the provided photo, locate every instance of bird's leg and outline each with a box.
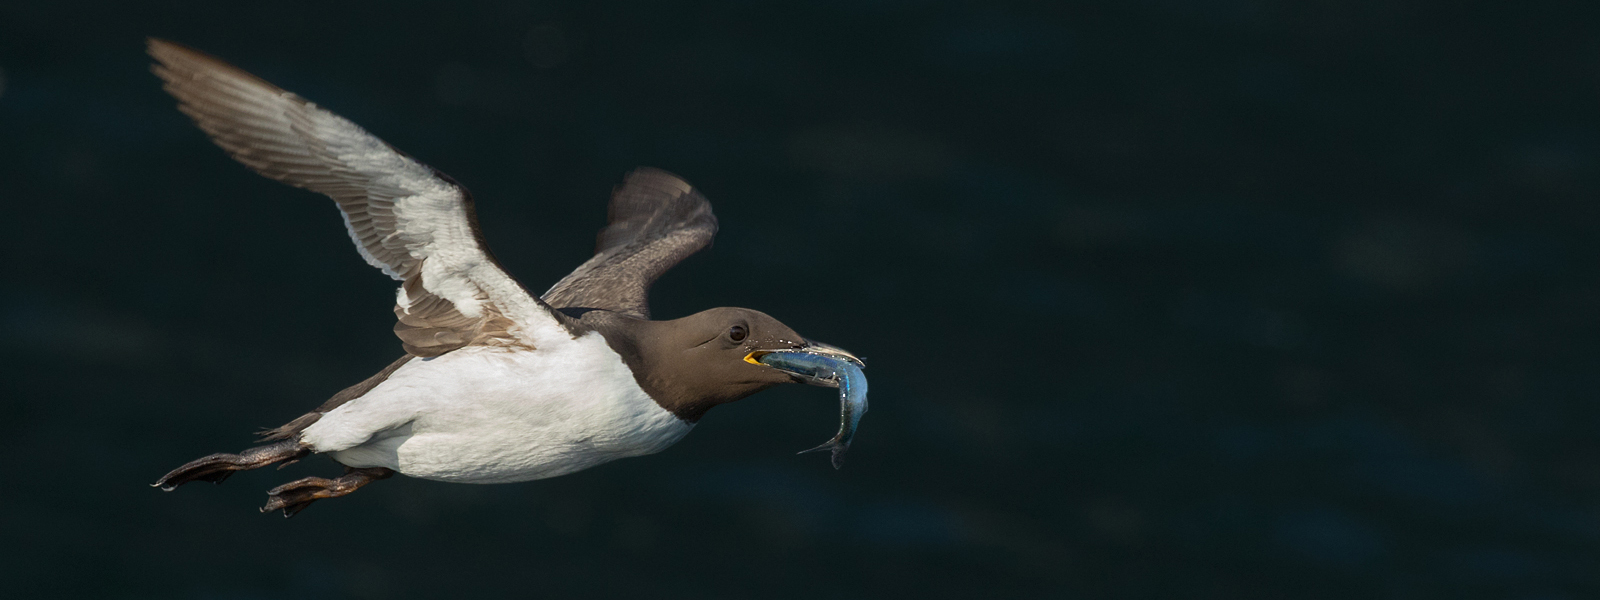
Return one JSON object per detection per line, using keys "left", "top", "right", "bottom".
{"left": 261, "top": 466, "right": 394, "bottom": 518}
{"left": 153, "top": 440, "right": 310, "bottom": 491}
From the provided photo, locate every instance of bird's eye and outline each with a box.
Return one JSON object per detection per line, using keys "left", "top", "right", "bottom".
{"left": 728, "top": 325, "right": 748, "bottom": 342}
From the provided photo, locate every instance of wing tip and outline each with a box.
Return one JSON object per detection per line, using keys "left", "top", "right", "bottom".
{"left": 145, "top": 37, "right": 286, "bottom": 94}
{"left": 620, "top": 167, "right": 694, "bottom": 197}
{"left": 146, "top": 37, "right": 203, "bottom": 64}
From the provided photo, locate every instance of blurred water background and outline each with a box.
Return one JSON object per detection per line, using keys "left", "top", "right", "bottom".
{"left": 3, "top": 1, "right": 1599, "bottom": 598}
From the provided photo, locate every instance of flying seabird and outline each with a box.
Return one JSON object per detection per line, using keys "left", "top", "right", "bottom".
{"left": 146, "top": 39, "right": 863, "bottom": 517}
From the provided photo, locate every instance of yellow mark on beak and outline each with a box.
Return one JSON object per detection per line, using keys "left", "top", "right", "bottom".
{"left": 744, "top": 351, "right": 769, "bottom": 365}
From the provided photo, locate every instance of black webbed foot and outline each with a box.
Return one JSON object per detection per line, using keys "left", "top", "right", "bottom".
{"left": 153, "top": 440, "right": 310, "bottom": 491}
{"left": 261, "top": 466, "right": 394, "bottom": 518}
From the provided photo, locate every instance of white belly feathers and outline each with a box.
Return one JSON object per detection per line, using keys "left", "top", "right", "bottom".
{"left": 298, "top": 333, "right": 693, "bottom": 484}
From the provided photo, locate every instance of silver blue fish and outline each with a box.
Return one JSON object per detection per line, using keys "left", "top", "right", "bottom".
{"left": 755, "top": 350, "right": 868, "bottom": 469}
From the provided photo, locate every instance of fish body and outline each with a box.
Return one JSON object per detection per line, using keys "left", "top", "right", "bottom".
{"left": 757, "top": 351, "right": 869, "bottom": 468}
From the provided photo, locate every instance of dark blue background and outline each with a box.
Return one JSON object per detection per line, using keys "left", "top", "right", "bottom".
{"left": 3, "top": 1, "right": 1599, "bottom": 598}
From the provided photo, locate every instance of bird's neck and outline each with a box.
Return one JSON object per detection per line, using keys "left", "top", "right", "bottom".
{"left": 580, "top": 311, "right": 722, "bottom": 422}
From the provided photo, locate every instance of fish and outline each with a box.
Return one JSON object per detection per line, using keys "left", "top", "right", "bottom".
{"left": 755, "top": 350, "right": 869, "bottom": 469}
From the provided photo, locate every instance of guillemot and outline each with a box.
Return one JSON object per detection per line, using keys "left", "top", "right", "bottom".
{"left": 146, "top": 39, "right": 864, "bottom": 517}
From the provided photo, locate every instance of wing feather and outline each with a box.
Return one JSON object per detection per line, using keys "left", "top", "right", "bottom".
{"left": 541, "top": 168, "right": 718, "bottom": 319}
{"left": 149, "top": 39, "right": 572, "bottom": 356}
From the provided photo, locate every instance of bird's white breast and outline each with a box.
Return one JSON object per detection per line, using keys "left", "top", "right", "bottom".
{"left": 299, "top": 333, "right": 692, "bottom": 484}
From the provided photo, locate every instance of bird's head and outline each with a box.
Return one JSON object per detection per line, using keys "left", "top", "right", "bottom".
{"left": 623, "top": 307, "right": 860, "bottom": 421}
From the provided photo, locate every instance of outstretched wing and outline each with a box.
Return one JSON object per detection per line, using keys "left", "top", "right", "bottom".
{"left": 541, "top": 169, "right": 718, "bottom": 319}
{"left": 149, "top": 39, "right": 572, "bottom": 356}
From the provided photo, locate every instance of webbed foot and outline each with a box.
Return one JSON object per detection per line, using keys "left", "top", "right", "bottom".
{"left": 261, "top": 467, "right": 393, "bottom": 518}
{"left": 154, "top": 440, "right": 310, "bottom": 491}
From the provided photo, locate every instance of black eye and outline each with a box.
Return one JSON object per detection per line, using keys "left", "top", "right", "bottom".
{"left": 728, "top": 325, "right": 748, "bottom": 342}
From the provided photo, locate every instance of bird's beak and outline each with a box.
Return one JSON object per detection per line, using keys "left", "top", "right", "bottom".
{"left": 743, "top": 339, "right": 863, "bottom": 387}
{"left": 744, "top": 339, "right": 862, "bottom": 367}
{"left": 796, "top": 339, "right": 864, "bottom": 368}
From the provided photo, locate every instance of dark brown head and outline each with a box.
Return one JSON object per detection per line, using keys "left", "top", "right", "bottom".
{"left": 583, "top": 307, "right": 858, "bottom": 421}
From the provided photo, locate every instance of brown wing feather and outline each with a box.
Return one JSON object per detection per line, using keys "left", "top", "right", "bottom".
{"left": 542, "top": 169, "right": 718, "bottom": 319}
{"left": 150, "top": 39, "right": 565, "bottom": 356}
